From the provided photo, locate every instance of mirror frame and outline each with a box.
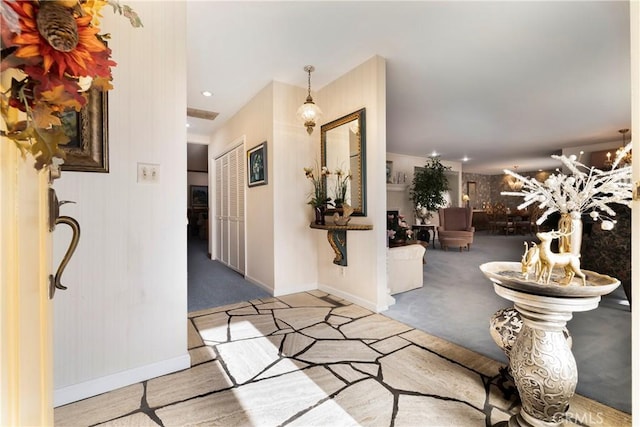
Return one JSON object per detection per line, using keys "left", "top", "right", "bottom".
{"left": 321, "top": 108, "right": 366, "bottom": 216}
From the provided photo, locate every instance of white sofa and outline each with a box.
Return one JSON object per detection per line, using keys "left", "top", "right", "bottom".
{"left": 387, "top": 244, "right": 426, "bottom": 295}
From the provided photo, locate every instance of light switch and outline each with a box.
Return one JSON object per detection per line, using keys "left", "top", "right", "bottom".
{"left": 137, "top": 163, "right": 160, "bottom": 183}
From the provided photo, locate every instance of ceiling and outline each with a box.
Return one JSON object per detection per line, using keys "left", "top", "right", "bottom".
{"left": 185, "top": 1, "right": 631, "bottom": 174}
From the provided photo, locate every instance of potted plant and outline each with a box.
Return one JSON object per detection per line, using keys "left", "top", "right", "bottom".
{"left": 304, "top": 163, "right": 332, "bottom": 225}
{"left": 410, "top": 156, "right": 451, "bottom": 222}
{"left": 387, "top": 212, "right": 413, "bottom": 246}
{"left": 331, "top": 167, "right": 351, "bottom": 209}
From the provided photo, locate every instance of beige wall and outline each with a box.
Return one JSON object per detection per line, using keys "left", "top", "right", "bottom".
{"left": 52, "top": 2, "right": 189, "bottom": 405}
{"left": 272, "top": 81, "right": 320, "bottom": 295}
{"left": 208, "top": 56, "right": 391, "bottom": 310}
{"left": 209, "top": 83, "right": 276, "bottom": 291}
{"left": 315, "top": 56, "right": 390, "bottom": 311}
{"left": 630, "top": 1, "right": 639, "bottom": 422}
{"left": 208, "top": 81, "right": 319, "bottom": 295}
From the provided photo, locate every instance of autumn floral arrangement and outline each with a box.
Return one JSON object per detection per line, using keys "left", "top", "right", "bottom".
{"left": 1, "top": 0, "right": 142, "bottom": 169}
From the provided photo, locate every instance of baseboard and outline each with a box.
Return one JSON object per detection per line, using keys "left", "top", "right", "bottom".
{"left": 273, "top": 282, "right": 316, "bottom": 297}
{"left": 54, "top": 353, "right": 191, "bottom": 407}
{"left": 244, "top": 274, "right": 274, "bottom": 294}
{"left": 318, "top": 283, "right": 384, "bottom": 312}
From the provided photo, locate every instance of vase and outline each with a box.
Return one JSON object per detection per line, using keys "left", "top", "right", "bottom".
{"left": 314, "top": 206, "right": 326, "bottom": 225}
{"left": 558, "top": 213, "right": 582, "bottom": 256}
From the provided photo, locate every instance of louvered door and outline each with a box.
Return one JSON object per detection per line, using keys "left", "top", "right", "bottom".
{"left": 214, "top": 143, "right": 245, "bottom": 274}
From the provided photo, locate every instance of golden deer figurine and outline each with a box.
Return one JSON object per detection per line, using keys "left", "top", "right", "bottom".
{"left": 521, "top": 242, "right": 541, "bottom": 281}
{"left": 536, "top": 230, "right": 586, "bottom": 286}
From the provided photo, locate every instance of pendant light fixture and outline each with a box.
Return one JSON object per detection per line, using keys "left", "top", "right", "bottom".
{"left": 297, "top": 65, "right": 322, "bottom": 135}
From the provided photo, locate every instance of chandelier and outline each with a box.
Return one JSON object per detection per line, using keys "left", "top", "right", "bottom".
{"left": 605, "top": 129, "right": 632, "bottom": 168}
{"left": 614, "top": 129, "right": 632, "bottom": 166}
{"left": 296, "top": 65, "right": 323, "bottom": 135}
{"left": 507, "top": 166, "right": 524, "bottom": 191}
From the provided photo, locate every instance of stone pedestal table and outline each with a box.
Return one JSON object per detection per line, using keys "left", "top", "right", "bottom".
{"left": 480, "top": 262, "right": 620, "bottom": 427}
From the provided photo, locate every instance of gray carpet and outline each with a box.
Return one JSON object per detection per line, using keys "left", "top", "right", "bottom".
{"left": 384, "top": 231, "right": 631, "bottom": 414}
{"left": 188, "top": 237, "right": 270, "bottom": 312}
{"left": 187, "top": 232, "right": 631, "bottom": 414}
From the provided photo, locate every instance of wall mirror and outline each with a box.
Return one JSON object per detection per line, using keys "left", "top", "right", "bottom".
{"left": 321, "top": 108, "right": 366, "bottom": 216}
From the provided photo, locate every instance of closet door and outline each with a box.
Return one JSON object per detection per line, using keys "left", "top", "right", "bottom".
{"left": 214, "top": 143, "right": 245, "bottom": 274}
{"left": 228, "top": 148, "right": 239, "bottom": 270}
{"left": 236, "top": 144, "right": 245, "bottom": 273}
{"left": 221, "top": 156, "right": 230, "bottom": 265}
{"left": 215, "top": 157, "right": 223, "bottom": 261}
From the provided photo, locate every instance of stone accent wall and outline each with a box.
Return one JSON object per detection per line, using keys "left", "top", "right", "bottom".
{"left": 581, "top": 204, "right": 632, "bottom": 304}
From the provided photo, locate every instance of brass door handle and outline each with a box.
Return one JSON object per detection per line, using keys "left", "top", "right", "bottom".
{"left": 48, "top": 188, "right": 81, "bottom": 299}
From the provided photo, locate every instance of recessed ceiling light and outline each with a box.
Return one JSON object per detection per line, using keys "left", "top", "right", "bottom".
{"left": 186, "top": 123, "right": 190, "bottom": 128}
{"left": 431, "top": 151, "right": 438, "bottom": 157}
{"left": 201, "top": 91, "right": 212, "bottom": 97}
{"left": 462, "top": 156, "right": 469, "bottom": 162}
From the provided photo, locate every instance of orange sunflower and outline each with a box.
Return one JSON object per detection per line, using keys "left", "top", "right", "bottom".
{"left": 3, "top": 0, "right": 115, "bottom": 80}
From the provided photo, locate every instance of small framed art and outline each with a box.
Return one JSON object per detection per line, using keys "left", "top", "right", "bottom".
{"left": 247, "top": 141, "right": 267, "bottom": 187}
{"left": 190, "top": 185, "right": 208, "bottom": 208}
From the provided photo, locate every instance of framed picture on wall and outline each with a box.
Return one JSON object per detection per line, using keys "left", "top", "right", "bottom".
{"left": 386, "top": 161, "right": 393, "bottom": 183}
{"left": 247, "top": 141, "right": 267, "bottom": 187}
{"left": 60, "top": 87, "right": 109, "bottom": 172}
{"left": 190, "top": 185, "right": 208, "bottom": 208}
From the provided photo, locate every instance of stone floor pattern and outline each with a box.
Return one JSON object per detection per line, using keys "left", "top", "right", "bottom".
{"left": 55, "top": 291, "right": 631, "bottom": 426}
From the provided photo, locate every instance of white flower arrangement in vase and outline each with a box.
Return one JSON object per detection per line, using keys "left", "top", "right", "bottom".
{"left": 502, "top": 142, "right": 632, "bottom": 285}
{"left": 502, "top": 142, "right": 633, "bottom": 231}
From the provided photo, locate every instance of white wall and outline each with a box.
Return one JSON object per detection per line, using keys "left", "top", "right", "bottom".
{"left": 52, "top": 2, "right": 189, "bottom": 406}
{"left": 315, "top": 56, "right": 390, "bottom": 311}
{"left": 385, "top": 152, "right": 462, "bottom": 227}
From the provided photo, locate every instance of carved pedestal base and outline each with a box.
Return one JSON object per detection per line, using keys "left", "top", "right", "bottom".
{"left": 493, "top": 285, "right": 600, "bottom": 427}
{"left": 309, "top": 222, "right": 373, "bottom": 267}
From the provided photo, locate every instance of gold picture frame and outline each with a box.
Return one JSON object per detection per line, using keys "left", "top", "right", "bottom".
{"left": 60, "top": 87, "right": 109, "bottom": 173}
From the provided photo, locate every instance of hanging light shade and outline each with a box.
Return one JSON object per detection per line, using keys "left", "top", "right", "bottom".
{"left": 296, "top": 65, "right": 322, "bottom": 135}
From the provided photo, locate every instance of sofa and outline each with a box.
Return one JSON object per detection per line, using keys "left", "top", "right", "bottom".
{"left": 387, "top": 243, "right": 426, "bottom": 295}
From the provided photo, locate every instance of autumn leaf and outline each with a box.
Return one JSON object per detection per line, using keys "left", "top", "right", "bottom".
{"left": 32, "top": 103, "right": 62, "bottom": 128}
{"left": 40, "top": 85, "right": 85, "bottom": 112}
{"left": 31, "top": 126, "right": 69, "bottom": 170}
{"left": 91, "top": 76, "right": 113, "bottom": 91}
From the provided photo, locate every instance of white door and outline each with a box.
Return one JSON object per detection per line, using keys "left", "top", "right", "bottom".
{"left": 214, "top": 143, "right": 245, "bottom": 274}
{"left": 0, "top": 142, "right": 54, "bottom": 425}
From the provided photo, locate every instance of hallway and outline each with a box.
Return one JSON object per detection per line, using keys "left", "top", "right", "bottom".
{"left": 187, "top": 237, "right": 269, "bottom": 312}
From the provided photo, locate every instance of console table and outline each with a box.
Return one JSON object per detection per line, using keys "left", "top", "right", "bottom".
{"left": 310, "top": 222, "right": 373, "bottom": 266}
{"left": 411, "top": 224, "right": 436, "bottom": 246}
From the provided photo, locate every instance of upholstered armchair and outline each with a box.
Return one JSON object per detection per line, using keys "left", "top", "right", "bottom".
{"left": 437, "top": 207, "right": 475, "bottom": 251}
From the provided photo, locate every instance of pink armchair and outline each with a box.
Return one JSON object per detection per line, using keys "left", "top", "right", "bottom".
{"left": 437, "top": 207, "right": 475, "bottom": 251}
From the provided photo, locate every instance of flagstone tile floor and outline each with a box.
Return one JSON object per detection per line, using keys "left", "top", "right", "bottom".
{"left": 54, "top": 291, "right": 631, "bottom": 426}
